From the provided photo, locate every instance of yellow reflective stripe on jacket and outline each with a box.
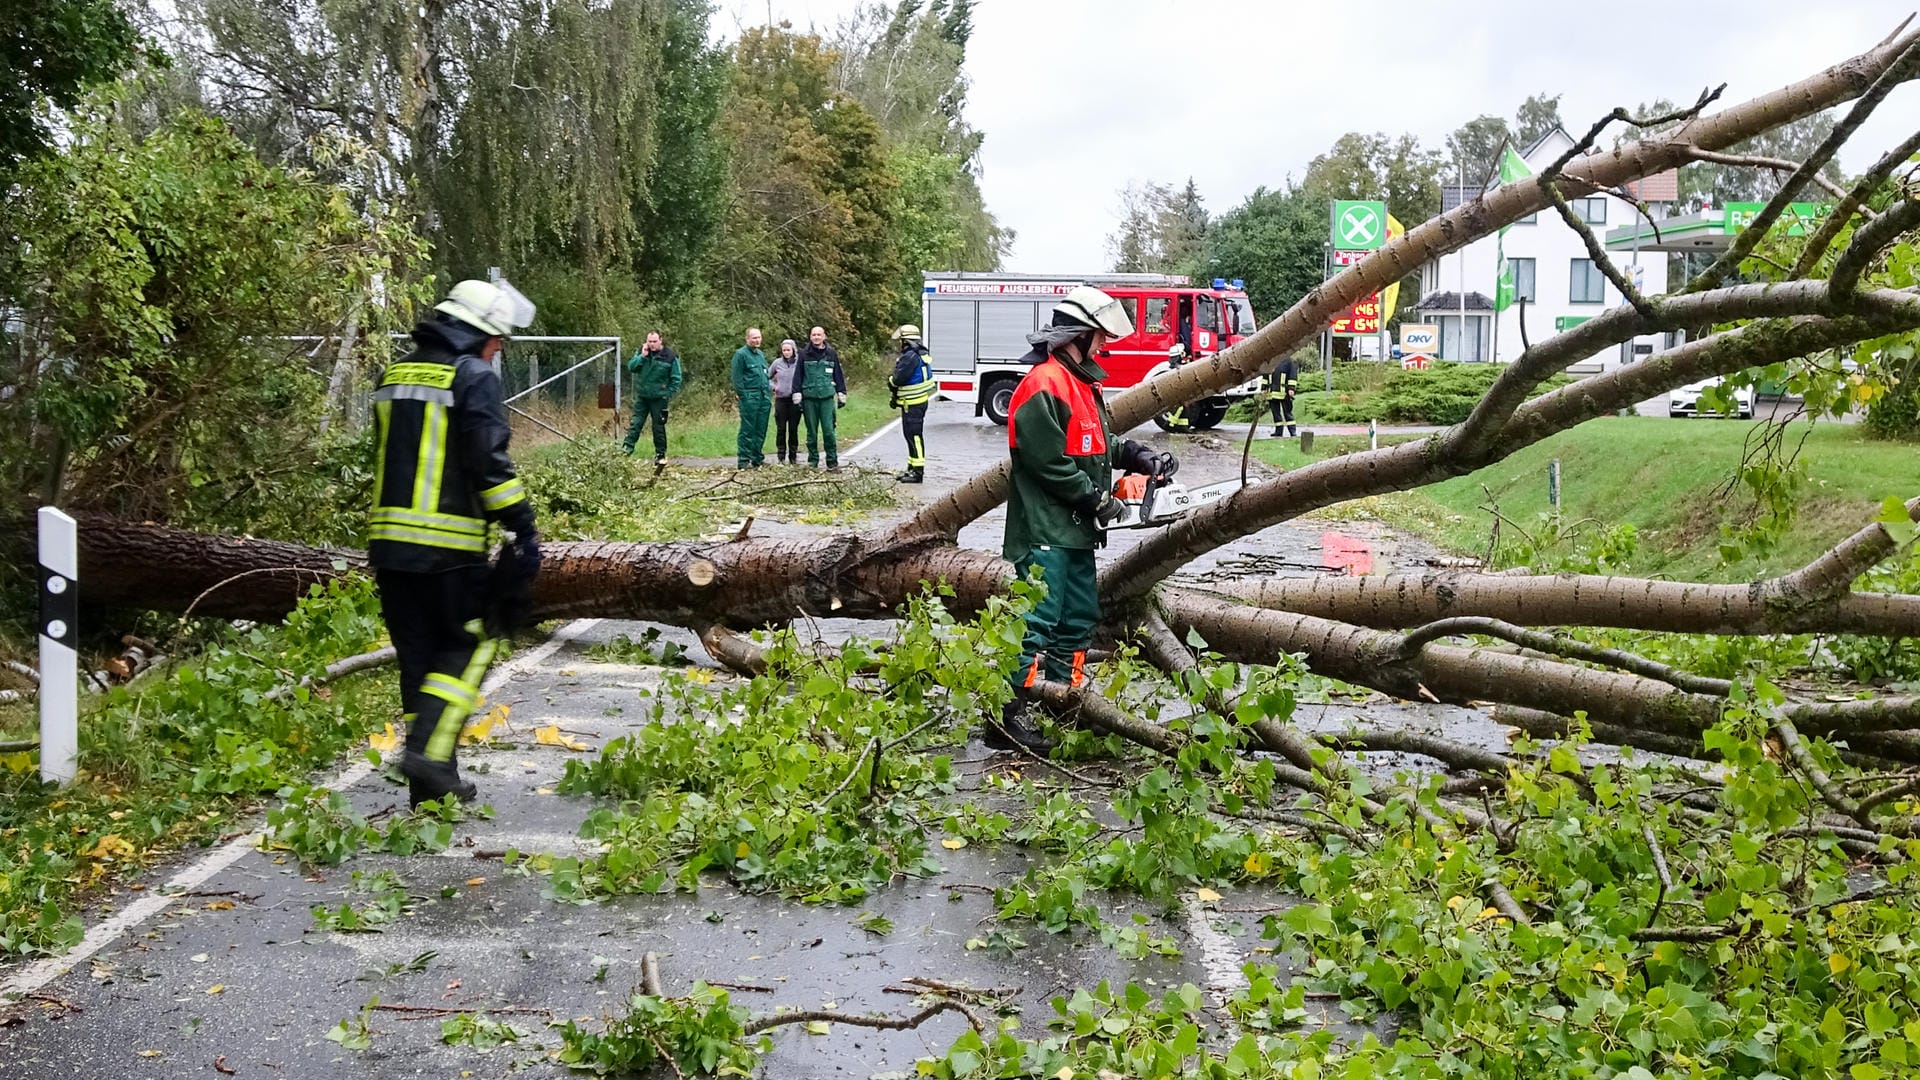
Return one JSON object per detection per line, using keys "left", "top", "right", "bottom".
{"left": 381, "top": 362, "right": 456, "bottom": 389}
{"left": 372, "top": 399, "right": 393, "bottom": 500}
{"left": 478, "top": 477, "right": 526, "bottom": 512}
{"left": 368, "top": 522, "right": 489, "bottom": 553}
{"left": 413, "top": 403, "right": 446, "bottom": 512}
{"left": 895, "top": 378, "right": 936, "bottom": 406}
{"left": 370, "top": 507, "right": 487, "bottom": 536}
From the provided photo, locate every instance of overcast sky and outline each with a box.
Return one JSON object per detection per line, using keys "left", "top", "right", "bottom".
{"left": 719, "top": 1, "right": 1915, "bottom": 273}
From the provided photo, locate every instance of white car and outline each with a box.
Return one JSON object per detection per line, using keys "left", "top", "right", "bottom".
{"left": 1668, "top": 377, "right": 1755, "bottom": 419}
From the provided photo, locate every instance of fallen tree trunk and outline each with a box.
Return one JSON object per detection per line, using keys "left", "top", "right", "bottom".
{"left": 1227, "top": 567, "right": 1920, "bottom": 637}
{"left": 72, "top": 514, "right": 1010, "bottom": 628}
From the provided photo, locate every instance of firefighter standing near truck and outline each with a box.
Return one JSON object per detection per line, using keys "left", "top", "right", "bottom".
{"left": 996, "top": 285, "right": 1166, "bottom": 752}
{"left": 887, "top": 324, "right": 935, "bottom": 483}
{"left": 1266, "top": 354, "right": 1300, "bottom": 437}
{"left": 369, "top": 279, "right": 542, "bottom": 808}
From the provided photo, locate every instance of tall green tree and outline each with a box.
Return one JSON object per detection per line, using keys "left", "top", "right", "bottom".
{"left": 1203, "top": 185, "right": 1324, "bottom": 319}
{"left": 1301, "top": 132, "right": 1443, "bottom": 225}
{"left": 1512, "top": 92, "right": 1564, "bottom": 149}
{"left": 708, "top": 25, "right": 900, "bottom": 341}
{"left": 830, "top": 0, "right": 1005, "bottom": 303}
{"left": 0, "top": 0, "right": 141, "bottom": 170}
{"left": 0, "top": 105, "right": 426, "bottom": 524}
{"left": 1446, "top": 115, "right": 1510, "bottom": 188}
{"left": 1106, "top": 179, "right": 1207, "bottom": 277}
{"left": 634, "top": 0, "right": 731, "bottom": 299}
{"left": 433, "top": 0, "right": 665, "bottom": 288}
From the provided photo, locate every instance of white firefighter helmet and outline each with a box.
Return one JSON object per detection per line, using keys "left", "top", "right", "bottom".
{"left": 1051, "top": 285, "right": 1134, "bottom": 339}
{"left": 890, "top": 324, "right": 921, "bottom": 342}
{"left": 435, "top": 278, "right": 537, "bottom": 338}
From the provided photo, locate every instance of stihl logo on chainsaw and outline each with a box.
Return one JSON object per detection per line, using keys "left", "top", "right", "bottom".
{"left": 1107, "top": 451, "right": 1244, "bottom": 529}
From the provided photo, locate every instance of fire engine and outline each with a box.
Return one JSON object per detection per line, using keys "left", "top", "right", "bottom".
{"left": 919, "top": 271, "right": 1263, "bottom": 430}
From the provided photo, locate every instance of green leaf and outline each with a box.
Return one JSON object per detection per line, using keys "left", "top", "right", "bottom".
{"left": 1875, "top": 496, "right": 1920, "bottom": 545}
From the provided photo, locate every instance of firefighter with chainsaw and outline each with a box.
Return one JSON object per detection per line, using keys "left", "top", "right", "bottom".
{"left": 887, "top": 324, "right": 935, "bottom": 483}
{"left": 996, "top": 285, "right": 1169, "bottom": 752}
{"left": 369, "top": 279, "right": 542, "bottom": 808}
{"left": 1266, "top": 354, "right": 1300, "bottom": 437}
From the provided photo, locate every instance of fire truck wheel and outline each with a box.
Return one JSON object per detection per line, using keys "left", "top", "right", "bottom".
{"left": 1189, "top": 400, "right": 1230, "bottom": 431}
{"left": 982, "top": 376, "right": 1019, "bottom": 426}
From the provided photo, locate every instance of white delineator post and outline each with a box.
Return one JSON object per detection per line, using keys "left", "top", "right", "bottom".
{"left": 38, "top": 507, "right": 79, "bottom": 785}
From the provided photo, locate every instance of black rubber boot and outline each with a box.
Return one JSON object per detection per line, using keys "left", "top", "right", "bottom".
{"left": 401, "top": 750, "right": 478, "bottom": 809}
{"left": 897, "top": 467, "right": 924, "bottom": 484}
{"left": 984, "top": 699, "right": 1056, "bottom": 753}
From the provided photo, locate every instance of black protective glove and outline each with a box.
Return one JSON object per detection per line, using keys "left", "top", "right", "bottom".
{"left": 486, "top": 528, "right": 543, "bottom": 636}
{"left": 1077, "top": 489, "right": 1126, "bottom": 528}
{"left": 1117, "top": 439, "right": 1160, "bottom": 477}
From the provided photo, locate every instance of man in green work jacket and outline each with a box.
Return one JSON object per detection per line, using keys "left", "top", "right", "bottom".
{"left": 793, "top": 325, "right": 847, "bottom": 470}
{"left": 622, "top": 330, "right": 683, "bottom": 465}
{"left": 730, "top": 327, "right": 770, "bottom": 468}
{"left": 997, "top": 285, "right": 1166, "bottom": 752}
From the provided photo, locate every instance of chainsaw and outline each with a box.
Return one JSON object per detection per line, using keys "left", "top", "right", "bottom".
{"left": 1107, "top": 451, "right": 1247, "bottom": 529}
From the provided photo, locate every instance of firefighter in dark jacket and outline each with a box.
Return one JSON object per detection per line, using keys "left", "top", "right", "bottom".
{"left": 1266, "top": 355, "right": 1300, "bottom": 437}
{"left": 996, "top": 286, "right": 1167, "bottom": 751}
{"left": 794, "top": 326, "right": 847, "bottom": 469}
{"left": 622, "top": 330, "right": 683, "bottom": 464}
{"left": 887, "top": 324, "right": 935, "bottom": 483}
{"left": 370, "top": 279, "right": 542, "bottom": 807}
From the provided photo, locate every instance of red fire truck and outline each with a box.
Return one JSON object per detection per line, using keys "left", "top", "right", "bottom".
{"left": 920, "top": 272, "right": 1262, "bottom": 430}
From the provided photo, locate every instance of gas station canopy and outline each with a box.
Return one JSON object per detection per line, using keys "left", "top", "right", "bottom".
{"left": 1604, "top": 201, "right": 1833, "bottom": 253}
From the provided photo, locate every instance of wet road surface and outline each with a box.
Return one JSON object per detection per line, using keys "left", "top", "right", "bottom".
{"left": 1, "top": 403, "right": 1494, "bottom": 1078}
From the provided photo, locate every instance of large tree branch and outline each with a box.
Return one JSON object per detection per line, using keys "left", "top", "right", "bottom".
{"left": 1103, "top": 294, "right": 1920, "bottom": 602}
{"left": 1686, "top": 37, "right": 1920, "bottom": 295}
{"left": 1228, "top": 497, "right": 1920, "bottom": 637}
{"left": 1791, "top": 126, "right": 1920, "bottom": 278}
{"left": 887, "top": 28, "right": 1920, "bottom": 543}
{"left": 1681, "top": 148, "right": 1855, "bottom": 204}
{"left": 1160, "top": 591, "right": 1920, "bottom": 754}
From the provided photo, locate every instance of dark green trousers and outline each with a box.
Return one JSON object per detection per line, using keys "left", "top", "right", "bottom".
{"left": 802, "top": 396, "right": 838, "bottom": 466}
{"left": 624, "top": 396, "right": 670, "bottom": 456}
{"left": 737, "top": 393, "right": 770, "bottom": 467}
{"left": 1011, "top": 545, "right": 1100, "bottom": 690}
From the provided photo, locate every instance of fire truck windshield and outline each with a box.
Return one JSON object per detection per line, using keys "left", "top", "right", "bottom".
{"left": 1228, "top": 296, "right": 1257, "bottom": 336}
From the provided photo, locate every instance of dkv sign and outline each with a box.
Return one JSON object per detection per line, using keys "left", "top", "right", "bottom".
{"left": 1399, "top": 324, "right": 1440, "bottom": 353}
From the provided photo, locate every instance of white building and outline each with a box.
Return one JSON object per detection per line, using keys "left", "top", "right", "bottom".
{"left": 1414, "top": 127, "right": 1674, "bottom": 371}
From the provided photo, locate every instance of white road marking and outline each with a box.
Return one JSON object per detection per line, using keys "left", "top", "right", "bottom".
{"left": 0, "top": 618, "right": 601, "bottom": 1002}
{"left": 1182, "top": 896, "right": 1250, "bottom": 1036}
{"left": 844, "top": 417, "right": 903, "bottom": 461}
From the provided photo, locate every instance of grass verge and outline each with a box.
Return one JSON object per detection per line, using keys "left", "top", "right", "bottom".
{"left": 1253, "top": 415, "right": 1917, "bottom": 580}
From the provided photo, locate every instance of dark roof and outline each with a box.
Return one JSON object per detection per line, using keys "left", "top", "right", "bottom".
{"left": 1414, "top": 290, "right": 1494, "bottom": 312}
{"left": 1440, "top": 183, "right": 1478, "bottom": 213}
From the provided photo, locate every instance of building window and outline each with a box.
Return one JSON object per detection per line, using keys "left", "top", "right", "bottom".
{"left": 1569, "top": 258, "right": 1605, "bottom": 304}
{"left": 1514, "top": 211, "right": 1538, "bottom": 225}
{"left": 1510, "top": 258, "right": 1536, "bottom": 303}
{"left": 1574, "top": 197, "right": 1607, "bottom": 225}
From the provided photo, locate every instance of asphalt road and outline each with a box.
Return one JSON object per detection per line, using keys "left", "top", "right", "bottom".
{"left": 1, "top": 402, "right": 1482, "bottom": 1078}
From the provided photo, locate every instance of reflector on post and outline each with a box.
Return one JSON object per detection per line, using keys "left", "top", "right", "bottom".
{"left": 38, "top": 507, "right": 78, "bottom": 786}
